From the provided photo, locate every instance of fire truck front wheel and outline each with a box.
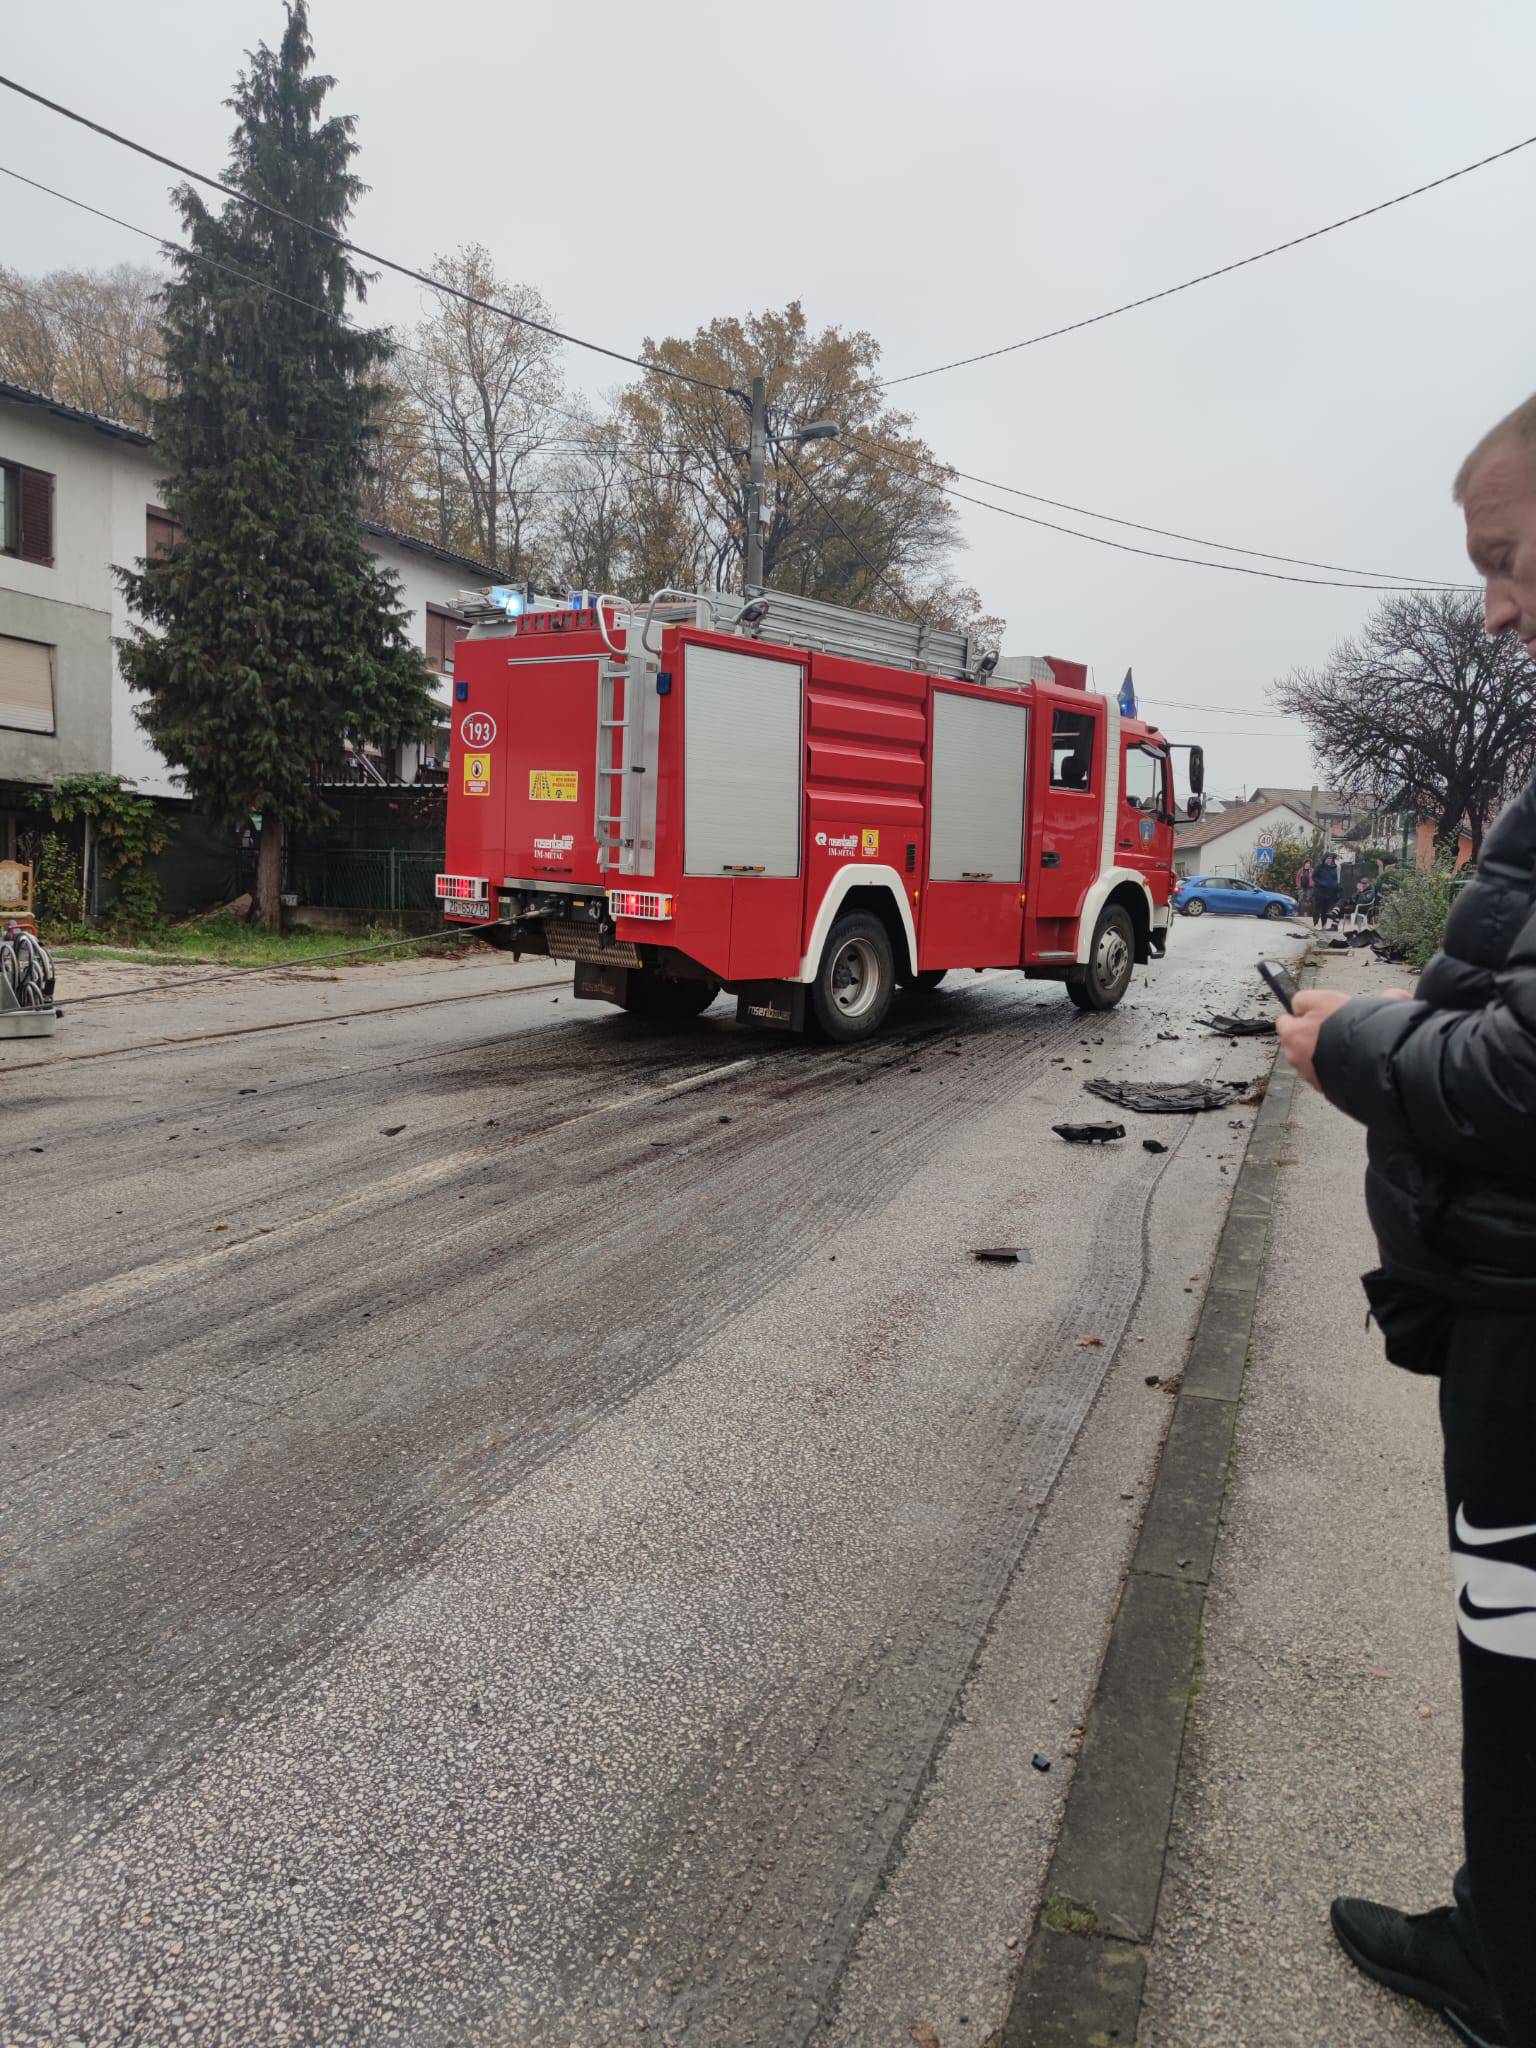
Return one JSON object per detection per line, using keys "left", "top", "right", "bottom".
{"left": 811, "top": 914, "right": 896, "bottom": 1042}
{"left": 896, "top": 967, "right": 948, "bottom": 993}
{"left": 1068, "top": 904, "right": 1136, "bottom": 1012}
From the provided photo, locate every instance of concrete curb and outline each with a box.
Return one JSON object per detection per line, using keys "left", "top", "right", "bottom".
{"left": 1002, "top": 1043, "right": 1303, "bottom": 2044}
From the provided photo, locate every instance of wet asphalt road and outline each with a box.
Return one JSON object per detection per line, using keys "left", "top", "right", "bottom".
{"left": 0, "top": 919, "right": 1303, "bottom": 2045}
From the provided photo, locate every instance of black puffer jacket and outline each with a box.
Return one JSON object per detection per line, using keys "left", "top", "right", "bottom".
{"left": 1315, "top": 775, "right": 1536, "bottom": 1312}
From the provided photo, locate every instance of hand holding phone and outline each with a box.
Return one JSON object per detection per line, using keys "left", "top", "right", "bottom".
{"left": 1257, "top": 958, "right": 1299, "bottom": 1013}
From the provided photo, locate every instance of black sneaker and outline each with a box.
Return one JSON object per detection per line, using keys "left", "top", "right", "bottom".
{"left": 1330, "top": 1896, "right": 1508, "bottom": 2046}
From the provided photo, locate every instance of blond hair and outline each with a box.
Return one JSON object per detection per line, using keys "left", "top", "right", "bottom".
{"left": 1454, "top": 392, "right": 1536, "bottom": 502}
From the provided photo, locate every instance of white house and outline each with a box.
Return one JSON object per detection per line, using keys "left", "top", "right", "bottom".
{"left": 0, "top": 378, "right": 495, "bottom": 861}
{"left": 1173, "top": 794, "right": 1316, "bottom": 878}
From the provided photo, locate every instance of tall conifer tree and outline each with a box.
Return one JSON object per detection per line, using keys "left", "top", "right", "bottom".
{"left": 118, "top": 4, "right": 433, "bottom": 927}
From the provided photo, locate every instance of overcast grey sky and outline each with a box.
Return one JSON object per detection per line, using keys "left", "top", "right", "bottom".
{"left": 5, "top": 0, "right": 1532, "bottom": 794}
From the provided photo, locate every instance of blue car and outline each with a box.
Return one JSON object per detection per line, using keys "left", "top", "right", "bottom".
{"left": 1173, "top": 874, "right": 1299, "bottom": 920}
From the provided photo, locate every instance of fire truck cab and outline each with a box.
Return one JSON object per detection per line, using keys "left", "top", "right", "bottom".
{"left": 437, "top": 587, "right": 1192, "bottom": 1042}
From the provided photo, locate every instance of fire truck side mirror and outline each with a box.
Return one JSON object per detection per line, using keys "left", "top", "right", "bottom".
{"left": 1186, "top": 795, "right": 1204, "bottom": 821}
{"left": 1188, "top": 744, "right": 1205, "bottom": 795}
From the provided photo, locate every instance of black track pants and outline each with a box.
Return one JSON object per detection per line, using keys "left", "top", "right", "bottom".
{"left": 1441, "top": 1310, "right": 1536, "bottom": 2045}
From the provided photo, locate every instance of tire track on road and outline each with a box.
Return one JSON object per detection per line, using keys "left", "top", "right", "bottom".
{"left": 3, "top": 978, "right": 1105, "bottom": 1880}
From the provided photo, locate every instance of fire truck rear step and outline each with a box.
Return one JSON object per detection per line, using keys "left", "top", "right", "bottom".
{"left": 544, "top": 919, "right": 643, "bottom": 968}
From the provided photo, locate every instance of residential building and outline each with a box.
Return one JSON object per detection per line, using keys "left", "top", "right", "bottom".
{"left": 0, "top": 378, "right": 494, "bottom": 865}
{"left": 1173, "top": 794, "right": 1316, "bottom": 877}
{"left": 1247, "top": 785, "right": 1352, "bottom": 833}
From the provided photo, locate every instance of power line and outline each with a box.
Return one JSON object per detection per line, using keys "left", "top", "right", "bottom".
{"left": 0, "top": 172, "right": 707, "bottom": 464}
{"left": 0, "top": 183, "right": 695, "bottom": 490}
{"left": 0, "top": 73, "right": 741, "bottom": 399}
{"left": 840, "top": 423, "right": 1474, "bottom": 589}
{"left": 939, "top": 479, "right": 1462, "bottom": 591}
{"left": 882, "top": 131, "right": 1536, "bottom": 386}
{"left": 9, "top": 159, "right": 1471, "bottom": 600}
{"left": 944, "top": 467, "right": 1475, "bottom": 588}
{"left": 1142, "top": 697, "right": 1292, "bottom": 719}
{"left": 8, "top": 145, "right": 1472, "bottom": 605}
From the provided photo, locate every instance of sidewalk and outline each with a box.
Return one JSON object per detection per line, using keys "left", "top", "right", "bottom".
{"left": 1003, "top": 950, "right": 1466, "bottom": 2045}
{"left": 1141, "top": 950, "right": 1460, "bottom": 2044}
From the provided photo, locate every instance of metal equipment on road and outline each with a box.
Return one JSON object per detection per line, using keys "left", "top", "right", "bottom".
{"left": 0, "top": 921, "right": 57, "bottom": 1038}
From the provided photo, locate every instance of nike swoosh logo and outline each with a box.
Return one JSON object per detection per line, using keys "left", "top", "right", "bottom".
{"left": 1454, "top": 1504, "right": 1536, "bottom": 1547}
{"left": 1453, "top": 1550, "right": 1536, "bottom": 1661}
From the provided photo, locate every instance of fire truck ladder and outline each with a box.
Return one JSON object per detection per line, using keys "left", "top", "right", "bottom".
{"left": 725, "top": 586, "right": 977, "bottom": 682}
{"left": 595, "top": 652, "right": 660, "bottom": 877}
{"left": 595, "top": 657, "right": 629, "bottom": 873}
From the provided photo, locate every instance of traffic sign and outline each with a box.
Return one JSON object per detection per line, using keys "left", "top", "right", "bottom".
{"left": 1253, "top": 845, "right": 1275, "bottom": 864}
{"left": 1256, "top": 828, "right": 1276, "bottom": 848}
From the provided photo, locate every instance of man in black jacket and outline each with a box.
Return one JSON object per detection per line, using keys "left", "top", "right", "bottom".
{"left": 1312, "top": 848, "right": 1342, "bottom": 927}
{"left": 1278, "top": 397, "right": 1536, "bottom": 2048}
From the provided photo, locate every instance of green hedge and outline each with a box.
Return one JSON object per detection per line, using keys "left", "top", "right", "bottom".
{"left": 1375, "top": 863, "right": 1460, "bottom": 971}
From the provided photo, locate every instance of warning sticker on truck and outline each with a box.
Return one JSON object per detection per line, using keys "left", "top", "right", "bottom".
{"left": 529, "top": 770, "right": 578, "bottom": 802}
{"left": 464, "top": 753, "right": 491, "bottom": 796}
{"left": 861, "top": 828, "right": 880, "bottom": 856}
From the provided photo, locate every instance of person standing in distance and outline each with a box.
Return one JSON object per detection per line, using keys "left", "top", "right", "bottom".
{"left": 1311, "top": 847, "right": 1341, "bottom": 927}
{"left": 1277, "top": 394, "right": 1536, "bottom": 2048}
{"left": 1296, "top": 854, "right": 1316, "bottom": 915}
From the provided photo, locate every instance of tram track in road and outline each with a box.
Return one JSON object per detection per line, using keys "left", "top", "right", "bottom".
{"left": 0, "top": 965, "right": 575, "bottom": 1070}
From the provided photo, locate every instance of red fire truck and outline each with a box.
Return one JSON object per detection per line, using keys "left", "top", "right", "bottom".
{"left": 436, "top": 588, "right": 1198, "bottom": 1042}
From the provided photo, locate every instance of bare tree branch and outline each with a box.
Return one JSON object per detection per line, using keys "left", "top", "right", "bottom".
{"left": 1272, "top": 591, "right": 1536, "bottom": 855}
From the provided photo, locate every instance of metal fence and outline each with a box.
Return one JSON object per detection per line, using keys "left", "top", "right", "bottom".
{"left": 287, "top": 848, "right": 442, "bottom": 914}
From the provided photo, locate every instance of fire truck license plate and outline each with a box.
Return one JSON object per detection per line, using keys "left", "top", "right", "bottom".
{"left": 448, "top": 900, "right": 492, "bottom": 921}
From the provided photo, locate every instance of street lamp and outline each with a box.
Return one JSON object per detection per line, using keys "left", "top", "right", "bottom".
{"left": 744, "top": 375, "right": 841, "bottom": 590}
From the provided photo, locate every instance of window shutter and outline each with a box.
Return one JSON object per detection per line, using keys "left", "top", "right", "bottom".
{"left": 0, "top": 636, "right": 56, "bottom": 733}
{"left": 18, "top": 467, "right": 54, "bottom": 567}
{"left": 146, "top": 508, "right": 183, "bottom": 560}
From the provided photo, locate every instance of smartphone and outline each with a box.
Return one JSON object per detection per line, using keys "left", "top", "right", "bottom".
{"left": 1257, "top": 958, "right": 1299, "bottom": 1013}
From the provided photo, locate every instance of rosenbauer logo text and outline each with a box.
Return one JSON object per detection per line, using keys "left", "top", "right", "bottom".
{"left": 814, "top": 828, "right": 879, "bottom": 859}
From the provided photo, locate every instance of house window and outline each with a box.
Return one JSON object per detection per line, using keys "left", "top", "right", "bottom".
{"left": 425, "top": 605, "right": 467, "bottom": 674}
{"left": 1050, "top": 707, "right": 1096, "bottom": 791}
{"left": 0, "top": 635, "right": 56, "bottom": 734}
{"left": 146, "top": 506, "right": 184, "bottom": 559}
{"left": 1, "top": 460, "right": 55, "bottom": 566}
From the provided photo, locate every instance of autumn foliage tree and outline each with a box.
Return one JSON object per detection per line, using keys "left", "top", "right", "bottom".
{"left": 1272, "top": 590, "right": 1536, "bottom": 857}
{"left": 569, "top": 302, "right": 990, "bottom": 629}
{"left": 0, "top": 262, "right": 166, "bottom": 429}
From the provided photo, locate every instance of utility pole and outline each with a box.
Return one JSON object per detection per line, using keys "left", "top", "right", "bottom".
{"left": 745, "top": 374, "right": 767, "bottom": 593}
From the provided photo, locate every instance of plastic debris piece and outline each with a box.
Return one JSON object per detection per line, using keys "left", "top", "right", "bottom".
{"left": 1077, "top": 1334, "right": 1104, "bottom": 1348}
{"left": 1143, "top": 1138, "right": 1169, "bottom": 1154}
{"left": 1031, "top": 1753, "right": 1052, "bottom": 1773}
{"left": 1052, "top": 1120, "right": 1126, "bottom": 1143}
{"left": 972, "top": 1247, "right": 1033, "bottom": 1264}
{"left": 380, "top": 1124, "right": 406, "bottom": 1136}
{"left": 1083, "top": 1077, "right": 1247, "bottom": 1115}
{"left": 1197, "top": 1013, "right": 1276, "bottom": 1037}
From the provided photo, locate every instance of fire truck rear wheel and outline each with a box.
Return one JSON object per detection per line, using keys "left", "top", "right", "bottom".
{"left": 811, "top": 913, "right": 896, "bottom": 1042}
{"left": 1068, "top": 904, "right": 1136, "bottom": 1012}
